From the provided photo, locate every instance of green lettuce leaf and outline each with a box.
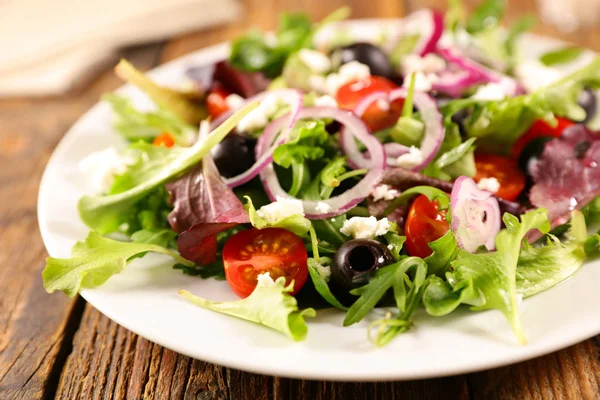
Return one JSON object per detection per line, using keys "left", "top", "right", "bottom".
{"left": 384, "top": 232, "right": 406, "bottom": 261}
{"left": 584, "top": 234, "right": 600, "bottom": 258}
{"left": 424, "top": 231, "right": 460, "bottom": 276}
{"left": 540, "top": 46, "right": 584, "bottom": 67}
{"left": 307, "top": 258, "right": 347, "bottom": 310}
{"left": 43, "top": 232, "right": 192, "bottom": 297}
{"left": 179, "top": 275, "right": 316, "bottom": 341}
{"left": 273, "top": 120, "right": 328, "bottom": 168}
{"left": 78, "top": 102, "right": 257, "bottom": 234}
{"left": 131, "top": 228, "right": 177, "bottom": 248}
{"left": 245, "top": 196, "right": 311, "bottom": 236}
{"left": 115, "top": 60, "right": 207, "bottom": 125}
{"left": 103, "top": 94, "right": 196, "bottom": 144}
{"left": 423, "top": 209, "right": 551, "bottom": 345}
{"left": 581, "top": 196, "right": 600, "bottom": 226}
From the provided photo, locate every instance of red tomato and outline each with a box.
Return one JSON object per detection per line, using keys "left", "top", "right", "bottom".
{"left": 511, "top": 117, "right": 574, "bottom": 158}
{"left": 223, "top": 228, "right": 309, "bottom": 298}
{"left": 206, "top": 84, "right": 231, "bottom": 119}
{"left": 474, "top": 153, "right": 526, "bottom": 202}
{"left": 404, "top": 195, "right": 449, "bottom": 258}
{"left": 336, "top": 76, "right": 403, "bottom": 131}
{"left": 152, "top": 132, "right": 175, "bottom": 148}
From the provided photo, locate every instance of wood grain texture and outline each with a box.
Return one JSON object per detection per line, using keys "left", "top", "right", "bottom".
{"left": 1, "top": 0, "right": 600, "bottom": 399}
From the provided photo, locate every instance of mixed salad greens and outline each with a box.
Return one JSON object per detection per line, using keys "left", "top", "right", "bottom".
{"left": 43, "top": 2, "right": 600, "bottom": 346}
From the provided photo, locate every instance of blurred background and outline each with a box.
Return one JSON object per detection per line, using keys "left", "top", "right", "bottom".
{"left": 1, "top": 0, "right": 600, "bottom": 98}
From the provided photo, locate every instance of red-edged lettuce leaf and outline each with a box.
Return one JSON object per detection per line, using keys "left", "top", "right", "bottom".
{"left": 530, "top": 125, "right": 600, "bottom": 227}
{"left": 167, "top": 154, "right": 249, "bottom": 264}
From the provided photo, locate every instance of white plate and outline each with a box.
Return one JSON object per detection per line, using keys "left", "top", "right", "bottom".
{"left": 38, "top": 21, "right": 600, "bottom": 381}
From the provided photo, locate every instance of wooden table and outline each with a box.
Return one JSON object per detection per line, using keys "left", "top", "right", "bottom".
{"left": 2, "top": 0, "right": 600, "bottom": 398}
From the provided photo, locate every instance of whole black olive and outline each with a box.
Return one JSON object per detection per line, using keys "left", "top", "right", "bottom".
{"left": 578, "top": 87, "right": 597, "bottom": 123}
{"left": 333, "top": 43, "right": 394, "bottom": 80}
{"left": 211, "top": 134, "right": 256, "bottom": 178}
{"left": 330, "top": 239, "right": 395, "bottom": 294}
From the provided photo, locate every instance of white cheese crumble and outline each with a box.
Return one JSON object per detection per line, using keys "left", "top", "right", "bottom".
{"left": 315, "top": 201, "right": 332, "bottom": 213}
{"left": 471, "top": 83, "right": 508, "bottom": 101}
{"left": 299, "top": 49, "right": 332, "bottom": 74}
{"left": 387, "top": 244, "right": 394, "bottom": 250}
{"left": 79, "top": 147, "right": 134, "bottom": 194}
{"left": 237, "top": 93, "right": 285, "bottom": 133}
{"left": 395, "top": 146, "right": 423, "bottom": 169}
{"left": 314, "top": 263, "right": 332, "bottom": 282}
{"left": 340, "top": 216, "right": 391, "bottom": 239}
{"left": 257, "top": 272, "right": 275, "bottom": 287}
{"left": 400, "top": 54, "right": 446, "bottom": 76}
{"left": 323, "top": 61, "right": 371, "bottom": 96}
{"left": 376, "top": 98, "right": 390, "bottom": 112}
{"left": 314, "top": 95, "right": 338, "bottom": 108}
{"left": 371, "top": 184, "right": 399, "bottom": 202}
{"left": 225, "top": 93, "right": 245, "bottom": 109}
{"left": 256, "top": 196, "right": 304, "bottom": 223}
{"left": 515, "top": 60, "right": 562, "bottom": 93}
{"left": 402, "top": 71, "right": 435, "bottom": 92}
{"left": 476, "top": 177, "right": 500, "bottom": 193}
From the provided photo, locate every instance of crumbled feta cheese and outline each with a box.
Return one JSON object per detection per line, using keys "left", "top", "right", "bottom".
{"left": 257, "top": 272, "right": 275, "bottom": 287}
{"left": 400, "top": 54, "right": 446, "bottom": 76}
{"left": 315, "top": 201, "right": 332, "bottom": 213}
{"left": 471, "top": 83, "right": 508, "bottom": 101}
{"left": 395, "top": 146, "right": 423, "bottom": 169}
{"left": 225, "top": 93, "right": 245, "bottom": 109}
{"left": 299, "top": 49, "right": 332, "bottom": 74}
{"left": 402, "top": 71, "right": 434, "bottom": 92}
{"left": 256, "top": 196, "right": 304, "bottom": 223}
{"left": 515, "top": 60, "right": 561, "bottom": 93}
{"left": 314, "top": 263, "right": 332, "bottom": 282}
{"left": 314, "top": 95, "right": 338, "bottom": 108}
{"left": 237, "top": 94, "right": 284, "bottom": 133}
{"left": 79, "top": 147, "right": 134, "bottom": 194}
{"left": 371, "top": 184, "right": 399, "bottom": 202}
{"left": 340, "top": 216, "right": 391, "bottom": 239}
{"left": 476, "top": 177, "right": 500, "bottom": 193}
{"left": 324, "top": 61, "right": 371, "bottom": 96}
{"left": 308, "top": 75, "right": 327, "bottom": 93}
{"left": 387, "top": 244, "right": 394, "bottom": 250}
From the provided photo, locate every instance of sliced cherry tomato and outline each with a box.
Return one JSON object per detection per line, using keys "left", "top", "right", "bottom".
{"left": 404, "top": 195, "right": 449, "bottom": 258}
{"left": 152, "top": 132, "right": 175, "bottom": 148}
{"left": 474, "top": 153, "right": 526, "bottom": 201}
{"left": 206, "top": 84, "right": 231, "bottom": 119}
{"left": 335, "top": 76, "right": 403, "bottom": 132}
{"left": 511, "top": 117, "right": 574, "bottom": 158}
{"left": 223, "top": 228, "right": 309, "bottom": 298}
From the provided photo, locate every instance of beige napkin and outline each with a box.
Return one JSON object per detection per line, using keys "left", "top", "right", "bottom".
{"left": 0, "top": 0, "right": 240, "bottom": 96}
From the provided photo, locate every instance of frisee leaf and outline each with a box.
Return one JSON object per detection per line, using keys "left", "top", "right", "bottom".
{"left": 78, "top": 102, "right": 258, "bottom": 234}
{"left": 179, "top": 275, "right": 316, "bottom": 341}
{"left": 43, "top": 232, "right": 192, "bottom": 297}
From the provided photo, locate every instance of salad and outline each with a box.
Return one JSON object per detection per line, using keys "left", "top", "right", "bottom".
{"left": 43, "top": 2, "right": 600, "bottom": 347}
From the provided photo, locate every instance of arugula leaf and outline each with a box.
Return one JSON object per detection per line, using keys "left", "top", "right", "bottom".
{"left": 383, "top": 186, "right": 449, "bottom": 216}
{"left": 424, "top": 231, "right": 460, "bottom": 276}
{"left": 179, "top": 275, "right": 316, "bottom": 341}
{"left": 273, "top": 120, "right": 328, "bottom": 168}
{"left": 423, "top": 209, "right": 550, "bottom": 345}
{"left": 43, "top": 232, "right": 192, "bottom": 297}
{"left": 584, "top": 234, "right": 600, "bottom": 257}
{"left": 320, "top": 157, "right": 347, "bottom": 188}
{"left": 424, "top": 137, "right": 477, "bottom": 180}
{"left": 581, "top": 196, "right": 600, "bottom": 226}
{"left": 104, "top": 94, "right": 196, "bottom": 144}
{"left": 540, "top": 47, "right": 584, "bottom": 67}
{"left": 115, "top": 60, "right": 206, "bottom": 125}
{"left": 78, "top": 103, "right": 257, "bottom": 234}
{"left": 131, "top": 228, "right": 177, "bottom": 248}
{"left": 245, "top": 196, "right": 311, "bottom": 236}
{"left": 384, "top": 232, "right": 406, "bottom": 261}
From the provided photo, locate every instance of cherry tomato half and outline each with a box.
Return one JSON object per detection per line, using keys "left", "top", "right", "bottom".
{"left": 474, "top": 153, "right": 526, "bottom": 201}
{"left": 152, "top": 132, "right": 175, "bottom": 148}
{"left": 511, "top": 117, "right": 574, "bottom": 158}
{"left": 404, "top": 195, "right": 449, "bottom": 258}
{"left": 206, "top": 84, "right": 231, "bottom": 119}
{"left": 336, "top": 76, "right": 403, "bottom": 132}
{"left": 223, "top": 228, "right": 309, "bottom": 298}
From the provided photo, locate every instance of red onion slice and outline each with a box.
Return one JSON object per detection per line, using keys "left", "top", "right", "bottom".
{"left": 393, "top": 9, "right": 445, "bottom": 57}
{"left": 340, "top": 88, "right": 444, "bottom": 171}
{"left": 437, "top": 47, "right": 524, "bottom": 97}
{"left": 431, "top": 69, "right": 486, "bottom": 98}
{"left": 450, "top": 176, "right": 501, "bottom": 253}
{"left": 214, "top": 89, "right": 303, "bottom": 188}
{"left": 259, "top": 107, "right": 386, "bottom": 219}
